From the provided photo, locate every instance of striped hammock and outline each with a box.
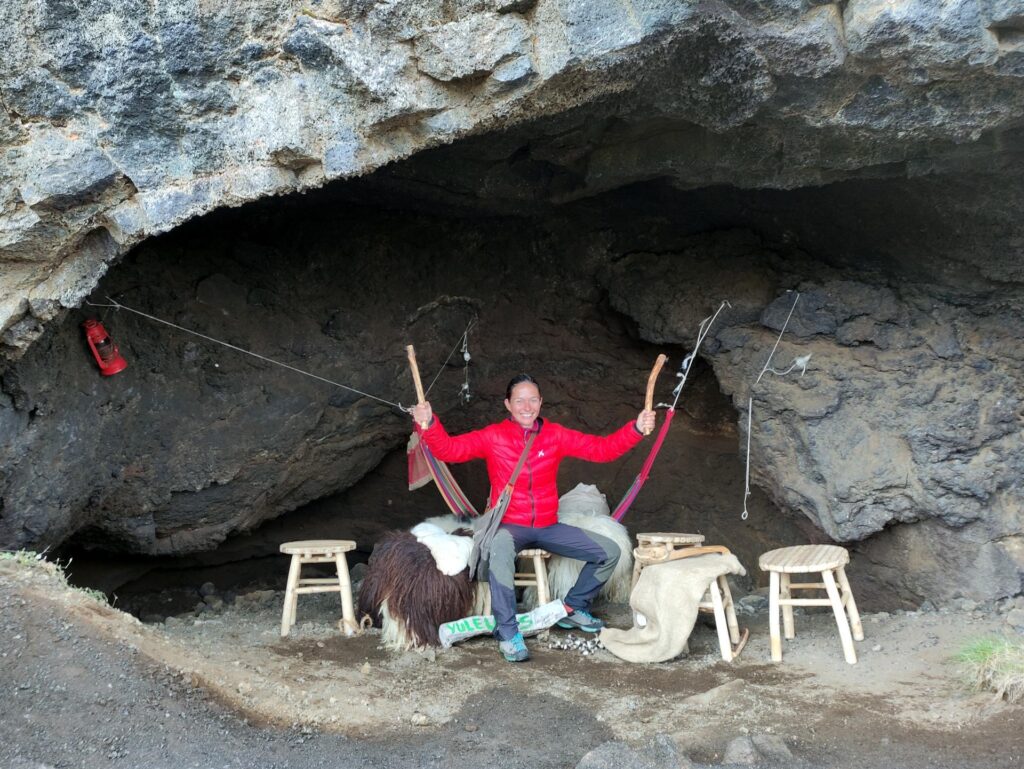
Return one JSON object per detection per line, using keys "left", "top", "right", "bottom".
{"left": 408, "top": 411, "right": 676, "bottom": 524}
{"left": 407, "top": 431, "right": 479, "bottom": 519}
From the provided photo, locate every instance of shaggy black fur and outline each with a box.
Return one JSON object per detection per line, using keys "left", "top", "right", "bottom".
{"left": 357, "top": 530, "right": 475, "bottom": 648}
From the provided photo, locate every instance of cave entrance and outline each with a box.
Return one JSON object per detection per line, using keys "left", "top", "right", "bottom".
{"left": 42, "top": 168, "right": 827, "bottom": 620}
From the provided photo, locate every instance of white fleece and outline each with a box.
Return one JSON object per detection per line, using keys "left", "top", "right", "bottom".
{"left": 410, "top": 522, "right": 473, "bottom": 576}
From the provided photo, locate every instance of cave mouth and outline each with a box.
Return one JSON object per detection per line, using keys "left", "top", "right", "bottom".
{"left": 8, "top": 132, "right": 1022, "bottom": 620}
{"left": 45, "top": 167, "right": 843, "bottom": 619}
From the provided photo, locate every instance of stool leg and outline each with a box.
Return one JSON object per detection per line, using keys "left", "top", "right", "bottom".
{"left": 631, "top": 558, "right": 643, "bottom": 592}
{"left": 780, "top": 573, "right": 795, "bottom": 640}
{"left": 708, "top": 578, "right": 733, "bottom": 662}
{"left": 534, "top": 555, "right": 550, "bottom": 606}
{"left": 718, "top": 575, "right": 741, "bottom": 646}
{"left": 823, "top": 568, "right": 857, "bottom": 664}
{"left": 477, "top": 582, "right": 492, "bottom": 617}
{"left": 835, "top": 566, "right": 864, "bottom": 641}
{"left": 769, "top": 570, "right": 782, "bottom": 662}
{"left": 335, "top": 554, "right": 357, "bottom": 636}
{"left": 281, "top": 554, "right": 302, "bottom": 637}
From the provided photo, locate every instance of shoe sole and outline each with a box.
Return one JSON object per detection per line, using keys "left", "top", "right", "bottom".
{"left": 503, "top": 653, "right": 530, "bottom": 662}
{"left": 556, "top": 620, "right": 603, "bottom": 633}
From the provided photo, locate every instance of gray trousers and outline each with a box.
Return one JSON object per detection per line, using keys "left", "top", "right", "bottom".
{"left": 489, "top": 523, "right": 621, "bottom": 641}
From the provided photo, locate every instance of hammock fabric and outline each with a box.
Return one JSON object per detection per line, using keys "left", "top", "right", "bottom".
{"left": 612, "top": 408, "right": 676, "bottom": 522}
{"left": 407, "top": 431, "right": 478, "bottom": 519}
{"left": 408, "top": 411, "right": 676, "bottom": 524}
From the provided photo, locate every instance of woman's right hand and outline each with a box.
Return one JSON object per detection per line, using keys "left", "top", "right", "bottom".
{"left": 411, "top": 401, "right": 433, "bottom": 426}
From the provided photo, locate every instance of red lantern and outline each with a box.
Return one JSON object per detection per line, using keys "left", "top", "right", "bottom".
{"left": 82, "top": 319, "right": 128, "bottom": 376}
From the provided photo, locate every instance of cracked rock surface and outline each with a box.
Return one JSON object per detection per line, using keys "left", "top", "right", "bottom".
{"left": 3, "top": 0, "right": 1024, "bottom": 353}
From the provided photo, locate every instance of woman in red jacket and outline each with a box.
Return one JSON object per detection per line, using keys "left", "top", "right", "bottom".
{"left": 411, "top": 374, "right": 655, "bottom": 662}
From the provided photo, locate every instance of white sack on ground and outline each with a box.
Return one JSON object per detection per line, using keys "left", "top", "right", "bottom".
{"left": 600, "top": 553, "right": 746, "bottom": 664}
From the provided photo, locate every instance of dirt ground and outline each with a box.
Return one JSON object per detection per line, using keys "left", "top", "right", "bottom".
{"left": 2, "top": 557, "right": 1021, "bottom": 769}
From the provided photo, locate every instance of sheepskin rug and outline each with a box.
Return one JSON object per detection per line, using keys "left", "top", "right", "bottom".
{"left": 356, "top": 530, "right": 474, "bottom": 650}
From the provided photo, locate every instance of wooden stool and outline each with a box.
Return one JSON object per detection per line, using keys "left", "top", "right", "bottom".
{"left": 632, "top": 532, "right": 705, "bottom": 589}
{"left": 758, "top": 545, "right": 864, "bottom": 665}
{"left": 476, "top": 549, "right": 551, "bottom": 616}
{"left": 633, "top": 538, "right": 747, "bottom": 661}
{"left": 280, "top": 540, "right": 358, "bottom": 638}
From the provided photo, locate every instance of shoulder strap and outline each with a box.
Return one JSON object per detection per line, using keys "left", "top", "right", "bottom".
{"left": 501, "top": 432, "right": 537, "bottom": 495}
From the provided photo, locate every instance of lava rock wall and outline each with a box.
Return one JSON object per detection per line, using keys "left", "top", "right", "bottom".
{"left": 3, "top": 0, "right": 1024, "bottom": 354}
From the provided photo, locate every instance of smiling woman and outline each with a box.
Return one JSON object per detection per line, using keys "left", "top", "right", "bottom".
{"left": 410, "top": 374, "right": 655, "bottom": 661}
{"left": 504, "top": 374, "right": 542, "bottom": 429}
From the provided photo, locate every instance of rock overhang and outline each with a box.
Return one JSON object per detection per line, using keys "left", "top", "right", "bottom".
{"left": 3, "top": 0, "right": 1024, "bottom": 356}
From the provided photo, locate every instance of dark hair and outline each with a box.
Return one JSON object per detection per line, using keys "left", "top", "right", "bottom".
{"left": 505, "top": 374, "right": 540, "bottom": 400}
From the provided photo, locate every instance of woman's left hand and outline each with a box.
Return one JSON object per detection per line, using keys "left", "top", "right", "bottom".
{"left": 636, "top": 409, "right": 656, "bottom": 435}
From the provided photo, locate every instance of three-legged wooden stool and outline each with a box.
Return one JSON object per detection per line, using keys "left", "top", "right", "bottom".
{"left": 476, "top": 549, "right": 552, "bottom": 616}
{"left": 280, "top": 540, "right": 358, "bottom": 637}
{"left": 758, "top": 544, "right": 864, "bottom": 664}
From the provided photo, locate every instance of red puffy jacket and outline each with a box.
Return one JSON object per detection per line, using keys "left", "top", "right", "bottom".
{"left": 421, "top": 416, "right": 643, "bottom": 527}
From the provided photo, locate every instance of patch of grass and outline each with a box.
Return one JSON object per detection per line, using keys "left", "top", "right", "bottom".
{"left": 957, "top": 636, "right": 1024, "bottom": 703}
{"left": 0, "top": 549, "right": 47, "bottom": 567}
{"left": 1, "top": 549, "right": 109, "bottom": 604}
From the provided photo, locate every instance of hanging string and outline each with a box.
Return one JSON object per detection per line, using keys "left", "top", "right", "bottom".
{"left": 756, "top": 291, "right": 801, "bottom": 385}
{"left": 742, "top": 291, "right": 805, "bottom": 521}
{"left": 459, "top": 329, "right": 472, "bottom": 404}
{"left": 423, "top": 317, "right": 477, "bottom": 401}
{"left": 85, "top": 298, "right": 409, "bottom": 412}
{"left": 657, "top": 301, "right": 731, "bottom": 410}
{"left": 742, "top": 396, "right": 753, "bottom": 521}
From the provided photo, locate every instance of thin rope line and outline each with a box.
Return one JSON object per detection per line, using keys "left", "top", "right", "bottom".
{"left": 756, "top": 292, "right": 800, "bottom": 385}
{"left": 424, "top": 317, "right": 477, "bottom": 398}
{"left": 670, "top": 300, "right": 731, "bottom": 410}
{"left": 743, "top": 291, "right": 802, "bottom": 522}
{"left": 742, "top": 396, "right": 753, "bottom": 521}
{"left": 86, "top": 298, "right": 407, "bottom": 411}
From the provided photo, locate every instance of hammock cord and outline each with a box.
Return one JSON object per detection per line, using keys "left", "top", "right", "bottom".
{"left": 611, "top": 300, "right": 731, "bottom": 523}
{"left": 85, "top": 298, "right": 408, "bottom": 412}
{"left": 423, "top": 317, "right": 477, "bottom": 400}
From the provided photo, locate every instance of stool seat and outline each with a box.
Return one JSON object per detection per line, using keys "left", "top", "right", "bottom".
{"left": 279, "top": 539, "right": 358, "bottom": 638}
{"left": 518, "top": 548, "right": 551, "bottom": 558}
{"left": 759, "top": 544, "right": 848, "bottom": 573}
{"left": 280, "top": 540, "right": 356, "bottom": 556}
{"left": 759, "top": 544, "right": 863, "bottom": 664}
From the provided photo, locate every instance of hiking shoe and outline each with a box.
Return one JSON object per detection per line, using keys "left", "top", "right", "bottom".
{"left": 499, "top": 632, "right": 530, "bottom": 662}
{"left": 557, "top": 608, "right": 606, "bottom": 633}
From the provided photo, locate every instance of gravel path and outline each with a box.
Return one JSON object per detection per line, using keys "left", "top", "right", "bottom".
{"left": 2, "top": 559, "right": 1022, "bottom": 769}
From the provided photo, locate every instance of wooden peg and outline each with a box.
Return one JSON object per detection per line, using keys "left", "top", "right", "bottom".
{"left": 643, "top": 354, "right": 668, "bottom": 435}
{"left": 406, "top": 344, "right": 428, "bottom": 429}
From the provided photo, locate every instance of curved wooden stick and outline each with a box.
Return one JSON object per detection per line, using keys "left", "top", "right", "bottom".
{"left": 405, "top": 344, "right": 428, "bottom": 429}
{"left": 633, "top": 544, "right": 730, "bottom": 565}
{"left": 643, "top": 354, "right": 669, "bottom": 435}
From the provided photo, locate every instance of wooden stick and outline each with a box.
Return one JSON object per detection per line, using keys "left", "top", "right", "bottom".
{"left": 633, "top": 544, "right": 730, "bottom": 564}
{"left": 406, "top": 344, "right": 429, "bottom": 429}
{"left": 643, "top": 354, "right": 668, "bottom": 435}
